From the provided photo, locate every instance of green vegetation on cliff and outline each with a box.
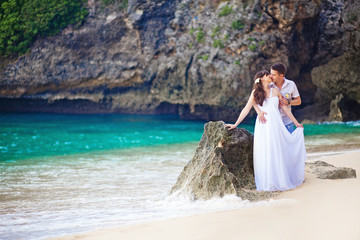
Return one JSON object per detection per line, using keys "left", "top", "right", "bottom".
{"left": 231, "top": 20, "right": 244, "bottom": 30}
{"left": 0, "top": 0, "right": 88, "bottom": 56}
{"left": 218, "top": 5, "right": 232, "bottom": 17}
{"left": 101, "top": 0, "right": 128, "bottom": 9}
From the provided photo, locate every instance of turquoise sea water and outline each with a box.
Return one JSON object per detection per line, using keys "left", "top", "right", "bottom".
{"left": 0, "top": 113, "right": 205, "bottom": 162}
{"left": 0, "top": 113, "right": 360, "bottom": 239}
{"left": 1, "top": 113, "right": 360, "bottom": 162}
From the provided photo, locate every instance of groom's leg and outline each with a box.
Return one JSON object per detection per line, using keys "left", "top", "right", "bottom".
{"left": 285, "top": 123, "right": 295, "bottom": 133}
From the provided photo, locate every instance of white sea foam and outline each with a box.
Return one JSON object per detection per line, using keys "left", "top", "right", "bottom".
{"left": 151, "top": 194, "right": 298, "bottom": 218}
{"left": 320, "top": 120, "right": 360, "bottom": 126}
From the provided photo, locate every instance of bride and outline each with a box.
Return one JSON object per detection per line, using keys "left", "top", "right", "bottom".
{"left": 225, "top": 70, "right": 307, "bottom": 191}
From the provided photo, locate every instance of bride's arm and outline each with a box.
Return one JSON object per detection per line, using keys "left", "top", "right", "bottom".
{"left": 280, "top": 105, "right": 303, "bottom": 128}
{"left": 225, "top": 91, "right": 255, "bottom": 130}
{"left": 276, "top": 90, "right": 303, "bottom": 128}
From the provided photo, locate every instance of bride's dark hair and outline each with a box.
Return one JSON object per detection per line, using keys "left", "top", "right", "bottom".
{"left": 253, "top": 70, "right": 269, "bottom": 106}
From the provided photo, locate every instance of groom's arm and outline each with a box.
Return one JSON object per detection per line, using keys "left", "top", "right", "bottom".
{"left": 280, "top": 96, "right": 301, "bottom": 106}
{"left": 289, "top": 96, "right": 301, "bottom": 106}
{"left": 279, "top": 85, "right": 301, "bottom": 106}
{"left": 253, "top": 104, "right": 267, "bottom": 124}
{"left": 290, "top": 82, "right": 301, "bottom": 106}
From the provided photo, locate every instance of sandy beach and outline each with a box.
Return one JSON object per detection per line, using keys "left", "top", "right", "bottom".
{"left": 52, "top": 151, "right": 360, "bottom": 240}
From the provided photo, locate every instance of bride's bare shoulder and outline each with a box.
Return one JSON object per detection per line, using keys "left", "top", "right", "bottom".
{"left": 272, "top": 88, "right": 281, "bottom": 96}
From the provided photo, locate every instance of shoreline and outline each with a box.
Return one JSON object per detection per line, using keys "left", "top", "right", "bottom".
{"left": 51, "top": 150, "right": 360, "bottom": 240}
{"left": 306, "top": 148, "right": 360, "bottom": 160}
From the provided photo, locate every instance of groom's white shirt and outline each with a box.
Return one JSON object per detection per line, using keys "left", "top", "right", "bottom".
{"left": 269, "top": 78, "right": 300, "bottom": 125}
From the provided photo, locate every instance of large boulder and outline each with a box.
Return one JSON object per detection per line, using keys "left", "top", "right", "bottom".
{"left": 170, "top": 121, "right": 275, "bottom": 201}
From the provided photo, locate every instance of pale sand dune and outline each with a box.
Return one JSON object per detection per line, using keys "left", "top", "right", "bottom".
{"left": 52, "top": 151, "right": 360, "bottom": 240}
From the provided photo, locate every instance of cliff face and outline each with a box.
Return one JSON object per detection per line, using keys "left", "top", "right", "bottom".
{"left": 0, "top": 0, "right": 359, "bottom": 122}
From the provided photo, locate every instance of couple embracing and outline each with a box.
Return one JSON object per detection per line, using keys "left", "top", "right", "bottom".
{"left": 225, "top": 62, "right": 307, "bottom": 192}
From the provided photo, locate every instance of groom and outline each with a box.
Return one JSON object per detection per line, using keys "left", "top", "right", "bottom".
{"left": 257, "top": 62, "right": 301, "bottom": 133}
{"left": 269, "top": 62, "right": 301, "bottom": 133}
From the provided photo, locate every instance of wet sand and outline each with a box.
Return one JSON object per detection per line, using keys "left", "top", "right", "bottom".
{"left": 52, "top": 151, "right": 360, "bottom": 240}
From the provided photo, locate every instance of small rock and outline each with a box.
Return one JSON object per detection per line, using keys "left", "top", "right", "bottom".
{"left": 305, "top": 161, "right": 357, "bottom": 179}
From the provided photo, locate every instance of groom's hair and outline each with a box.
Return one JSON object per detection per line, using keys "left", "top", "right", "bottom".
{"left": 271, "top": 62, "right": 287, "bottom": 75}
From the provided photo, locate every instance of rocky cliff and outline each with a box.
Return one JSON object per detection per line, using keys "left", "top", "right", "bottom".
{"left": 0, "top": 0, "right": 359, "bottom": 122}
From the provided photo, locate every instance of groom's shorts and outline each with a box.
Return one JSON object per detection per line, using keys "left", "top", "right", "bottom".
{"left": 285, "top": 123, "right": 295, "bottom": 133}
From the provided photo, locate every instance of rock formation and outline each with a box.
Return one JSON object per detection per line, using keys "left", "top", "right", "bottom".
{"left": 306, "top": 161, "right": 357, "bottom": 179}
{"left": 0, "top": 0, "right": 359, "bottom": 122}
{"left": 170, "top": 121, "right": 275, "bottom": 201}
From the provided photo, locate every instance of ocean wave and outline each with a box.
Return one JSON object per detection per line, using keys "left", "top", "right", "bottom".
{"left": 316, "top": 120, "right": 360, "bottom": 126}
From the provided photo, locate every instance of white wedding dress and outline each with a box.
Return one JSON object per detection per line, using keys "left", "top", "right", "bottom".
{"left": 253, "top": 89, "right": 306, "bottom": 191}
